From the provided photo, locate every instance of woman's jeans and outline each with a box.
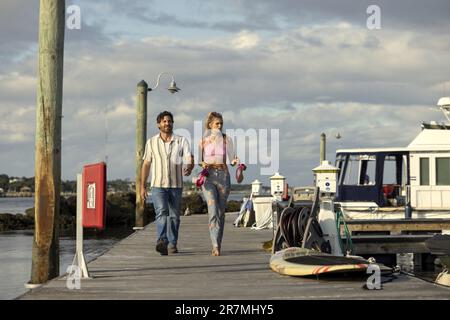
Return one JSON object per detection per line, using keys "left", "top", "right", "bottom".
{"left": 151, "top": 187, "right": 183, "bottom": 247}
{"left": 202, "top": 168, "right": 231, "bottom": 249}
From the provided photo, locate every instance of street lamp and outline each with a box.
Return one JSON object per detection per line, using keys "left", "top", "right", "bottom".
{"left": 135, "top": 72, "right": 180, "bottom": 230}
{"left": 148, "top": 72, "right": 180, "bottom": 94}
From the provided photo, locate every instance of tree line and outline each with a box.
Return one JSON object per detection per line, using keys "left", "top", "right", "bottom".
{"left": 0, "top": 174, "right": 253, "bottom": 193}
{"left": 0, "top": 174, "right": 134, "bottom": 193}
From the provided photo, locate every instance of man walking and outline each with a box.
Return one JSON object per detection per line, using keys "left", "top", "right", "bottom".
{"left": 140, "top": 111, "right": 194, "bottom": 255}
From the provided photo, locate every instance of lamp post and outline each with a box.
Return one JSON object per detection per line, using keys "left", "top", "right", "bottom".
{"left": 134, "top": 73, "right": 180, "bottom": 230}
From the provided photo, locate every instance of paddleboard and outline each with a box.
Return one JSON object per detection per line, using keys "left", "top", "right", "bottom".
{"left": 270, "top": 247, "right": 371, "bottom": 276}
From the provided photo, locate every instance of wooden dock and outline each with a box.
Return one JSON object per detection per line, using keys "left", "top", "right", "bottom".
{"left": 18, "top": 213, "right": 450, "bottom": 300}
{"left": 341, "top": 218, "right": 450, "bottom": 235}
{"left": 340, "top": 218, "right": 450, "bottom": 255}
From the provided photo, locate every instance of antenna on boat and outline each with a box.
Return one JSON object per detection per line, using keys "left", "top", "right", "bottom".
{"left": 437, "top": 97, "right": 450, "bottom": 124}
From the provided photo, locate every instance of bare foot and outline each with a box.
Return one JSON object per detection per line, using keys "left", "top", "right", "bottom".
{"left": 211, "top": 247, "right": 220, "bottom": 256}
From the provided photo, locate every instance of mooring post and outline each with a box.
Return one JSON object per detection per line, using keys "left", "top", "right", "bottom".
{"left": 135, "top": 80, "right": 148, "bottom": 229}
{"left": 320, "top": 133, "right": 326, "bottom": 164}
{"left": 29, "top": 0, "right": 65, "bottom": 285}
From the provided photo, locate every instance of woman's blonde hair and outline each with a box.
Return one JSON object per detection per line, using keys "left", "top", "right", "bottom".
{"left": 205, "top": 112, "right": 223, "bottom": 131}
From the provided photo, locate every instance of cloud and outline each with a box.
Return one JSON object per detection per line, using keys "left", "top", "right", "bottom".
{"left": 100, "top": 0, "right": 450, "bottom": 36}
{"left": 0, "top": 0, "right": 111, "bottom": 72}
{"left": 233, "top": 0, "right": 450, "bottom": 32}
{"left": 1, "top": 2, "right": 450, "bottom": 185}
{"left": 230, "top": 31, "right": 261, "bottom": 50}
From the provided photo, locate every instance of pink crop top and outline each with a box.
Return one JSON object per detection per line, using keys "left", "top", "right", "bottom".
{"left": 201, "top": 133, "right": 236, "bottom": 165}
{"left": 203, "top": 137, "right": 226, "bottom": 164}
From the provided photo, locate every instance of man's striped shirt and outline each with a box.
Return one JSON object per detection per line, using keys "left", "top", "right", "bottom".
{"left": 143, "top": 134, "right": 192, "bottom": 188}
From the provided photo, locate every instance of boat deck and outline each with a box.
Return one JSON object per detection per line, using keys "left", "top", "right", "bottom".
{"left": 18, "top": 213, "right": 450, "bottom": 300}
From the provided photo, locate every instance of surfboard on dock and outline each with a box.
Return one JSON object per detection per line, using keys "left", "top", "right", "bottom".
{"left": 270, "top": 247, "right": 387, "bottom": 276}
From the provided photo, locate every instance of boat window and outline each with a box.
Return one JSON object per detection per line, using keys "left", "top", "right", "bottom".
{"left": 342, "top": 154, "right": 375, "bottom": 186}
{"left": 420, "top": 158, "right": 430, "bottom": 186}
{"left": 436, "top": 157, "right": 450, "bottom": 185}
{"left": 336, "top": 160, "right": 343, "bottom": 181}
{"left": 335, "top": 154, "right": 346, "bottom": 182}
{"left": 342, "top": 155, "right": 359, "bottom": 185}
{"left": 383, "top": 155, "right": 398, "bottom": 185}
{"left": 402, "top": 155, "right": 408, "bottom": 187}
{"left": 362, "top": 159, "right": 376, "bottom": 185}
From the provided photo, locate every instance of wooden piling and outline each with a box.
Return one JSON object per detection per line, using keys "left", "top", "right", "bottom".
{"left": 30, "top": 0, "right": 65, "bottom": 284}
{"left": 320, "top": 133, "right": 326, "bottom": 163}
{"left": 135, "top": 80, "right": 148, "bottom": 228}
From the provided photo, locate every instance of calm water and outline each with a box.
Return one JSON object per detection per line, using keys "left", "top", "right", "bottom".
{"left": 0, "top": 197, "right": 35, "bottom": 215}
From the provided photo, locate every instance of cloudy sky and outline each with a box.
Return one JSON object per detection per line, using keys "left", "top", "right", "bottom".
{"left": 1, "top": 0, "right": 450, "bottom": 187}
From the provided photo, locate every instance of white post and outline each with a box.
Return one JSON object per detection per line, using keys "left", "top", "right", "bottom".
{"left": 71, "top": 173, "right": 90, "bottom": 279}
{"left": 317, "top": 198, "right": 343, "bottom": 256}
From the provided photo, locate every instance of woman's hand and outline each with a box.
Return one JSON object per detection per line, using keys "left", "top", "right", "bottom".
{"left": 200, "top": 161, "right": 209, "bottom": 169}
{"left": 231, "top": 156, "right": 239, "bottom": 167}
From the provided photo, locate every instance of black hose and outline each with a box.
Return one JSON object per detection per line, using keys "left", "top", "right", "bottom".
{"left": 273, "top": 187, "right": 325, "bottom": 253}
{"left": 273, "top": 205, "right": 312, "bottom": 251}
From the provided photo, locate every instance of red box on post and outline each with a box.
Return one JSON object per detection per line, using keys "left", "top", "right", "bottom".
{"left": 82, "top": 162, "right": 107, "bottom": 229}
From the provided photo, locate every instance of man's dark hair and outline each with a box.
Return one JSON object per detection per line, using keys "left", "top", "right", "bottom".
{"left": 156, "top": 111, "right": 174, "bottom": 123}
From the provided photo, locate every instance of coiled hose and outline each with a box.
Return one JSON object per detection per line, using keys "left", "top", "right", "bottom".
{"left": 272, "top": 187, "right": 332, "bottom": 254}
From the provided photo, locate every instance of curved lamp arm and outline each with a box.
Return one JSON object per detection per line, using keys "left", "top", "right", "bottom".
{"left": 148, "top": 72, "right": 180, "bottom": 93}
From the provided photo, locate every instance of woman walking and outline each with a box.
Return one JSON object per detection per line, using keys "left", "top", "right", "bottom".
{"left": 199, "top": 112, "right": 238, "bottom": 256}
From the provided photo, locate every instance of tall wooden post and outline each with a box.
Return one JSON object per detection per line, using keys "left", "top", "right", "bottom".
{"left": 29, "top": 0, "right": 65, "bottom": 285}
{"left": 320, "top": 133, "right": 326, "bottom": 164}
{"left": 135, "top": 80, "right": 148, "bottom": 229}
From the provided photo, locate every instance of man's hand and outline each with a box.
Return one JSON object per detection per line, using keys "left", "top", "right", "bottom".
{"left": 184, "top": 155, "right": 194, "bottom": 176}
{"left": 140, "top": 160, "right": 151, "bottom": 202}
{"left": 140, "top": 186, "right": 147, "bottom": 202}
{"left": 183, "top": 167, "right": 193, "bottom": 176}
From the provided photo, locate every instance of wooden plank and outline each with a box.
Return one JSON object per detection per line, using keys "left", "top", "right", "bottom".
{"left": 349, "top": 235, "right": 433, "bottom": 254}
{"left": 18, "top": 214, "right": 450, "bottom": 300}
{"left": 340, "top": 219, "right": 450, "bottom": 234}
{"left": 352, "top": 242, "right": 429, "bottom": 254}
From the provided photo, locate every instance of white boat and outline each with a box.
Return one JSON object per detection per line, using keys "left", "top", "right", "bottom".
{"left": 335, "top": 97, "right": 450, "bottom": 220}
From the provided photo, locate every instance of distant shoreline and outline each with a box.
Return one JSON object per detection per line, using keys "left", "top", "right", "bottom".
{"left": 1, "top": 192, "right": 34, "bottom": 198}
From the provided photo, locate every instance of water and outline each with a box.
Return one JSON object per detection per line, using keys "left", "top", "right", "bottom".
{"left": 396, "top": 253, "right": 443, "bottom": 283}
{"left": 0, "top": 197, "right": 34, "bottom": 215}
{"left": 228, "top": 192, "right": 248, "bottom": 202}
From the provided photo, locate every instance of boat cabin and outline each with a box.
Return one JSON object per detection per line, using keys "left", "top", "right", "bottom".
{"left": 335, "top": 97, "right": 450, "bottom": 214}
{"left": 335, "top": 148, "right": 409, "bottom": 207}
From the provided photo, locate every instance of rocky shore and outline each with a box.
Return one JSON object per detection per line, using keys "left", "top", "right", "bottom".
{"left": 0, "top": 192, "right": 242, "bottom": 232}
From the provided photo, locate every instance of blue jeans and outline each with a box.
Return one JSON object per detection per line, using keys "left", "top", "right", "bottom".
{"left": 201, "top": 168, "right": 231, "bottom": 249}
{"left": 151, "top": 187, "right": 183, "bottom": 247}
